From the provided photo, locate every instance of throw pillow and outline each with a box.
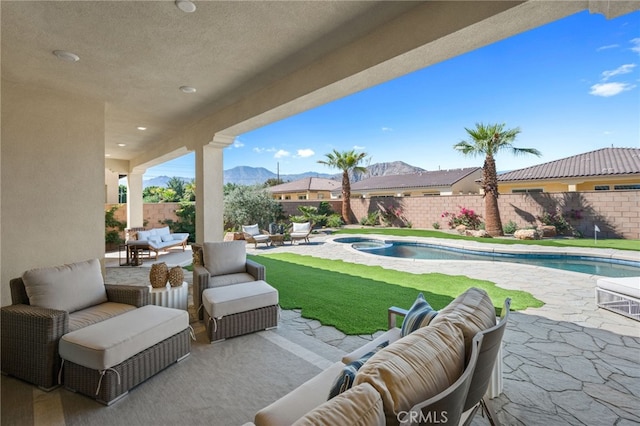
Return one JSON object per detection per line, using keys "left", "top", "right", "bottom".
{"left": 242, "top": 224, "right": 260, "bottom": 236}
{"left": 328, "top": 341, "right": 389, "bottom": 400}
{"left": 400, "top": 292, "right": 438, "bottom": 337}
{"left": 161, "top": 234, "right": 173, "bottom": 242}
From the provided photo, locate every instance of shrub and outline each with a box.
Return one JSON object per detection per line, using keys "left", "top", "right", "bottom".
{"left": 161, "top": 201, "right": 195, "bottom": 242}
{"left": 105, "top": 205, "right": 126, "bottom": 245}
{"left": 537, "top": 210, "right": 573, "bottom": 235}
{"left": 503, "top": 220, "right": 518, "bottom": 235}
{"left": 360, "top": 211, "right": 380, "bottom": 226}
{"left": 432, "top": 222, "right": 440, "bottom": 230}
{"left": 326, "top": 214, "right": 344, "bottom": 228}
{"left": 441, "top": 206, "right": 483, "bottom": 230}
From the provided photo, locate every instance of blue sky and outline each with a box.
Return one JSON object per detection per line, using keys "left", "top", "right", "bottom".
{"left": 145, "top": 10, "right": 639, "bottom": 180}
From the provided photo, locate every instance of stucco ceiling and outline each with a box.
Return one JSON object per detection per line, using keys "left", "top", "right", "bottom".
{"left": 3, "top": 1, "right": 638, "bottom": 171}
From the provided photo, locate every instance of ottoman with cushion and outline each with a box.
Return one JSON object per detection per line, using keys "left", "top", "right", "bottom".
{"left": 202, "top": 280, "right": 279, "bottom": 342}
{"left": 59, "top": 305, "right": 191, "bottom": 404}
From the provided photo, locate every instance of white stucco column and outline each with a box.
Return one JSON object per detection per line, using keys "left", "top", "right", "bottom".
{"left": 195, "top": 135, "right": 233, "bottom": 243}
{"left": 127, "top": 171, "right": 144, "bottom": 228}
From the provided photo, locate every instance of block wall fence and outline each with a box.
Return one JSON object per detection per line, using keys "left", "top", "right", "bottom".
{"left": 106, "top": 190, "right": 639, "bottom": 240}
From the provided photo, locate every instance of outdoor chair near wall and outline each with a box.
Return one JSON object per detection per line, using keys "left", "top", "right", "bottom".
{"left": 242, "top": 224, "right": 271, "bottom": 248}
{"left": 399, "top": 334, "right": 482, "bottom": 426}
{"left": 459, "top": 298, "right": 511, "bottom": 426}
{"left": 289, "top": 221, "right": 312, "bottom": 244}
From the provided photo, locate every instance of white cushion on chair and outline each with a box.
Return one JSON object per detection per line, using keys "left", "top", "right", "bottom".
{"left": 292, "top": 222, "right": 310, "bottom": 233}
{"left": 243, "top": 224, "right": 260, "bottom": 236}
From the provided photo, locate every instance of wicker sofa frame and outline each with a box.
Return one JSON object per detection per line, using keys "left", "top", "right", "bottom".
{"left": 1, "top": 278, "right": 148, "bottom": 390}
{"left": 63, "top": 328, "right": 191, "bottom": 405}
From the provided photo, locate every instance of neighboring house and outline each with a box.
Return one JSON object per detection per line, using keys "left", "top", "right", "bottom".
{"left": 268, "top": 177, "right": 341, "bottom": 200}
{"left": 343, "top": 167, "right": 482, "bottom": 198}
{"left": 497, "top": 147, "right": 640, "bottom": 193}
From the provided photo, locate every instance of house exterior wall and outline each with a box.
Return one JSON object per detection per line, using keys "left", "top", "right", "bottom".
{"left": 105, "top": 169, "right": 120, "bottom": 203}
{"left": 500, "top": 177, "right": 640, "bottom": 193}
{"left": 273, "top": 190, "right": 332, "bottom": 200}
{"left": 2, "top": 81, "right": 106, "bottom": 306}
{"left": 280, "top": 190, "right": 639, "bottom": 239}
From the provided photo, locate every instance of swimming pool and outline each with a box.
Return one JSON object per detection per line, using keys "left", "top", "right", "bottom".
{"left": 334, "top": 237, "right": 640, "bottom": 278}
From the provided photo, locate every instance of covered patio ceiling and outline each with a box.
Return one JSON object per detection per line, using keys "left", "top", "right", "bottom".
{"left": 4, "top": 1, "right": 636, "bottom": 173}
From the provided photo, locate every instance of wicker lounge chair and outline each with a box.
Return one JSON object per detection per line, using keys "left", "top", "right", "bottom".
{"left": 0, "top": 260, "right": 148, "bottom": 390}
{"left": 242, "top": 224, "right": 271, "bottom": 248}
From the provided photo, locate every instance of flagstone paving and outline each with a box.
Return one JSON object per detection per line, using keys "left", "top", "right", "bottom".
{"left": 106, "top": 233, "right": 640, "bottom": 425}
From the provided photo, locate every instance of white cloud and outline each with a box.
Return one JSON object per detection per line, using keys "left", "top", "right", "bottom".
{"left": 381, "top": 127, "right": 393, "bottom": 132}
{"left": 596, "top": 44, "right": 619, "bottom": 52}
{"left": 601, "top": 64, "right": 636, "bottom": 81}
{"left": 253, "top": 147, "right": 276, "bottom": 154}
{"left": 589, "top": 82, "right": 636, "bottom": 97}
{"left": 353, "top": 145, "right": 366, "bottom": 150}
{"left": 232, "top": 139, "right": 244, "bottom": 148}
{"left": 274, "top": 149, "right": 290, "bottom": 158}
{"left": 296, "top": 148, "right": 315, "bottom": 158}
{"left": 631, "top": 38, "right": 640, "bottom": 54}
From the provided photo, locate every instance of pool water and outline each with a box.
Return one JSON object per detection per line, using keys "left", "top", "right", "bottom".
{"left": 334, "top": 237, "right": 640, "bottom": 278}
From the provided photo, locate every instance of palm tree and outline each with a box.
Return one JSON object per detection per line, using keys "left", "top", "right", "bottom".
{"left": 318, "top": 149, "right": 368, "bottom": 223}
{"left": 453, "top": 123, "right": 541, "bottom": 236}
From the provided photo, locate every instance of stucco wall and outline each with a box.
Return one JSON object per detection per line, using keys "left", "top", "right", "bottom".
{"left": 2, "top": 80, "right": 106, "bottom": 306}
{"left": 280, "top": 190, "right": 639, "bottom": 239}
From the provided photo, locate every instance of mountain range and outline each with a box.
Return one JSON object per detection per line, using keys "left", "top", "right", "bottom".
{"left": 143, "top": 161, "right": 427, "bottom": 188}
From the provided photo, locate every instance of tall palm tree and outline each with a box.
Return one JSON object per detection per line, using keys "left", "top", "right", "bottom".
{"left": 453, "top": 123, "right": 541, "bottom": 236}
{"left": 318, "top": 149, "right": 368, "bottom": 223}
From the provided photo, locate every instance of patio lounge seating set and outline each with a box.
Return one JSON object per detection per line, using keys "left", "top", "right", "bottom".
{"left": 251, "top": 287, "right": 510, "bottom": 426}
{"left": 242, "top": 222, "right": 313, "bottom": 248}
{"left": 595, "top": 276, "right": 640, "bottom": 321}
{"left": 0, "top": 259, "right": 191, "bottom": 405}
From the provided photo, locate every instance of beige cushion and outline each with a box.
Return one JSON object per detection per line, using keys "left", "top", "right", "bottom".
{"left": 255, "top": 362, "right": 345, "bottom": 426}
{"left": 354, "top": 321, "right": 465, "bottom": 425}
{"left": 342, "top": 328, "right": 402, "bottom": 365}
{"left": 430, "top": 287, "right": 496, "bottom": 359}
{"left": 22, "top": 259, "right": 108, "bottom": 313}
{"left": 68, "top": 302, "right": 137, "bottom": 332}
{"left": 211, "top": 272, "right": 257, "bottom": 288}
{"left": 59, "top": 305, "right": 188, "bottom": 371}
{"left": 203, "top": 241, "right": 246, "bottom": 276}
{"left": 292, "top": 383, "right": 385, "bottom": 426}
{"left": 202, "top": 280, "right": 278, "bottom": 318}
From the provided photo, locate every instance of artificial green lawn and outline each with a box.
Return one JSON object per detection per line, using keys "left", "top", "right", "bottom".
{"left": 335, "top": 228, "right": 640, "bottom": 251}
{"left": 250, "top": 253, "right": 542, "bottom": 335}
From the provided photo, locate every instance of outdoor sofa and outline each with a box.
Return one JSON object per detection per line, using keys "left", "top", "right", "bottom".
{"left": 127, "top": 226, "right": 189, "bottom": 260}
{"left": 251, "top": 287, "right": 508, "bottom": 426}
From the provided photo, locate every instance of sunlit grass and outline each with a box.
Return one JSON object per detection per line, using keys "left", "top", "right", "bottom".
{"left": 250, "top": 253, "right": 542, "bottom": 335}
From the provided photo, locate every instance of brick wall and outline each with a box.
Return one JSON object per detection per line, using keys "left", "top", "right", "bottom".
{"left": 280, "top": 190, "right": 639, "bottom": 239}
{"left": 105, "top": 203, "right": 182, "bottom": 240}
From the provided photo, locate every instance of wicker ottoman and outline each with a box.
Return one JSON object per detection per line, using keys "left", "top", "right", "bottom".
{"left": 202, "top": 280, "right": 279, "bottom": 343}
{"left": 596, "top": 277, "right": 640, "bottom": 321}
{"left": 59, "top": 305, "right": 191, "bottom": 404}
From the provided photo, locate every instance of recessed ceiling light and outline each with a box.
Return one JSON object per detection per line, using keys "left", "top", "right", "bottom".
{"left": 180, "top": 86, "right": 197, "bottom": 94}
{"left": 53, "top": 50, "right": 80, "bottom": 62}
{"left": 105, "top": 154, "right": 111, "bottom": 157}
{"left": 175, "top": 0, "right": 196, "bottom": 13}
{"left": 118, "top": 143, "right": 126, "bottom": 147}
{"left": 137, "top": 126, "right": 147, "bottom": 131}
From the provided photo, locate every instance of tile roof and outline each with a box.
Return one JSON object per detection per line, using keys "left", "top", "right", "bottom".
{"left": 268, "top": 177, "right": 340, "bottom": 193}
{"left": 497, "top": 147, "right": 640, "bottom": 182}
{"left": 349, "top": 167, "right": 481, "bottom": 191}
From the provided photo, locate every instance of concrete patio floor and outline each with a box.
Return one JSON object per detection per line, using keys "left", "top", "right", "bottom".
{"left": 105, "top": 233, "right": 639, "bottom": 425}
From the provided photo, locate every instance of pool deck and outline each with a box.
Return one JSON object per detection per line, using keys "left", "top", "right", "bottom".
{"left": 106, "top": 233, "right": 640, "bottom": 425}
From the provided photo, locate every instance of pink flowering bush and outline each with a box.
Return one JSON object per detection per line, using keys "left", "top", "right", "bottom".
{"left": 441, "top": 206, "right": 483, "bottom": 230}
